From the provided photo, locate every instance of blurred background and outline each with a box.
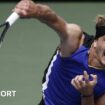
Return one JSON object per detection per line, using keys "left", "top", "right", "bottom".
{"left": 0, "top": 0, "right": 105, "bottom": 105}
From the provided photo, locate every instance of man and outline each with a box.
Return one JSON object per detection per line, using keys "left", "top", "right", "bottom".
{"left": 14, "top": 0, "right": 105, "bottom": 105}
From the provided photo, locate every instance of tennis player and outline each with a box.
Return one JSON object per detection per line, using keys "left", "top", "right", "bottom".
{"left": 14, "top": 0, "right": 105, "bottom": 105}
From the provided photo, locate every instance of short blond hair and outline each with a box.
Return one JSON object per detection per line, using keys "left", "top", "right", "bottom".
{"left": 95, "top": 15, "right": 105, "bottom": 27}
{"left": 95, "top": 15, "right": 105, "bottom": 39}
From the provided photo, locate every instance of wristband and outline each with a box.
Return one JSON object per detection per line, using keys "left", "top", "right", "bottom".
{"left": 81, "top": 94, "right": 93, "bottom": 98}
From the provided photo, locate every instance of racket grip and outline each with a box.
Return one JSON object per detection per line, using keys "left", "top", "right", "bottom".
{"left": 6, "top": 12, "right": 20, "bottom": 27}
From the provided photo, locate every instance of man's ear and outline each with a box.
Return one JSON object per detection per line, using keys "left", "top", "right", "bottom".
{"left": 93, "top": 41, "right": 97, "bottom": 48}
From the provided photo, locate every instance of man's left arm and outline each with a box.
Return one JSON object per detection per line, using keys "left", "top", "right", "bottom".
{"left": 71, "top": 71, "right": 97, "bottom": 105}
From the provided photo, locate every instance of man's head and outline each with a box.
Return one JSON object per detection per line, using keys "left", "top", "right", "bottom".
{"left": 90, "top": 15, "right": 105, "bottom": 67}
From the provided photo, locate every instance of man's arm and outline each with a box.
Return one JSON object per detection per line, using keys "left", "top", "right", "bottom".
{"left": 81, "top": 96, "right": 95, "bottom": 105}
{"left": 71, "top": 71, "right": 97, "bottom": 105}
{"left": 14, "top": 0, "right": 83, "bottom": 57}
{"left": 71, "top": 71, "right": 105, "bottom": 105}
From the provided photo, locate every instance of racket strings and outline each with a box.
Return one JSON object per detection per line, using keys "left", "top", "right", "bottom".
{"left": 0, "top": 22, "right": 9, "bottom": 44}
{"left": 0, "top": 22, "right": 6, "bottom": 27}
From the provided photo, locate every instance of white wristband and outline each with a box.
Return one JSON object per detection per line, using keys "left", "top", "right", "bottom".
{"left": 6, "top": 12, "right": 20, "bottom": 26}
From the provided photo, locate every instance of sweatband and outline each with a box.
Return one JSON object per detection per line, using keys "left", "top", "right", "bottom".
{"left": 81, "top": 94, "right": 93, "bottom": 98}
{"left": 95, "top": 26, "right": 105, "bottom": 39}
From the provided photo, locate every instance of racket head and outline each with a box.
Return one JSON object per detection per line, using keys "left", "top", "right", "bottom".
{"left": 0, "top": 22, "right": 10, "bottom": 47}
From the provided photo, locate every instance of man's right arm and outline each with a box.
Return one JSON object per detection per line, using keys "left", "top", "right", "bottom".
{"left": 14, "top": 0, "right": 83, "bottom": 57}
{"left": 14, "top": 0, "right": 67, "bottom": 41}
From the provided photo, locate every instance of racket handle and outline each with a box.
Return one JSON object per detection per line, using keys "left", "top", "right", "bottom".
{"left": 6, "top": 12, "right": 20, "bottom": 27}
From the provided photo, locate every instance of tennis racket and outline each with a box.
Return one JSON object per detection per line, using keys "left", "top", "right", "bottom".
{"left": 0, "top": 12, "right": 19, "bottom": 47}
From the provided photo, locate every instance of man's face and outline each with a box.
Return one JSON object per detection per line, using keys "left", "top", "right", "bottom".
{"left": 95, "top": 35, "right": 105, "bottom": 66}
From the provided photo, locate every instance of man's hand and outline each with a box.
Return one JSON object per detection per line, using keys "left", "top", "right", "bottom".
{"left": 71, "top": 71, "right": 97, "bottom": 96}
{"left": 13, "top": 0, "right": 37, "bottom": 18}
